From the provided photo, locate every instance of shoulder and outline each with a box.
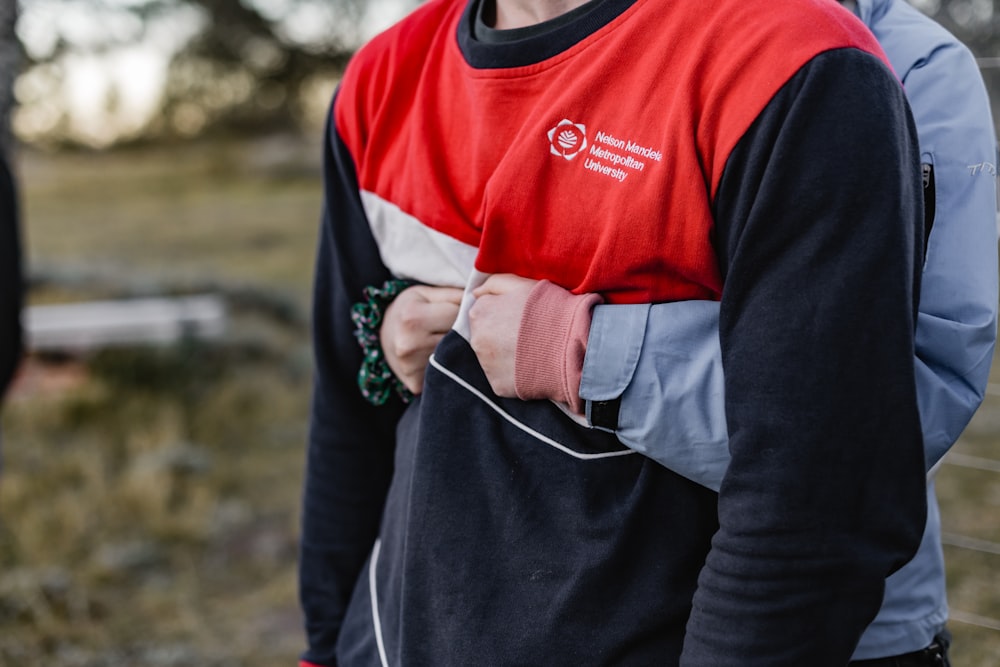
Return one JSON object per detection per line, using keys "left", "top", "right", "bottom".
{"left": 693, "top": 0, "right": 897, "bottom": 194}
{"left": 864, "top": 1, "right": 993, "bottom": 153}
{"left": 863, "top": 0, "right": 974, "bottom": 79}
{"left": 702, "top": 0, "right": 888, "bottom": 65}
{"left": 333, "top": 0, "right": 464, "bottom": 149}
{"left": 344, "top": 0, "right": 460, "bottom": 81}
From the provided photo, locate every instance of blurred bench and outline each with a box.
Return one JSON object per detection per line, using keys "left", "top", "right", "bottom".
{"left": 24, "top": 295, "right": 226, "bottom": 353}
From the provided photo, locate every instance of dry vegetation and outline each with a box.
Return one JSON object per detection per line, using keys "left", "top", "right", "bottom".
{"left": 1, "top": 139, "right": 998, "bottom": 665}
{"left": 1, "top": 138, "right": 320, "bottom": 666}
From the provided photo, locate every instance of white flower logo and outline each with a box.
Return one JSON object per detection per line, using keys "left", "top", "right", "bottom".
{"left": 547, "top": 119, "right": 588, "bottom": 160}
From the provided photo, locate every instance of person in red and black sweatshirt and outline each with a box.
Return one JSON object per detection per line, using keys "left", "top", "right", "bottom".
{"left": 0, "top": 149, "right": 22, "bottom": 451}
{"left": 299, "top": 0, "right": 928, "bottom": 664}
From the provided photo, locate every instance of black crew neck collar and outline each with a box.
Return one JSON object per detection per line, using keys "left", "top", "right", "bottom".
{"left": 458, "top": 0, "right": 637, "bottom": 69}
{"left": 474, "top": 0, "right": 608, "bottom": 44}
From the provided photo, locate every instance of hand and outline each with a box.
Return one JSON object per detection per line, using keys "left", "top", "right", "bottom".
{"left": 469, "top": 274, "right": 539, "bottom": 397}
{"left": 381, "top": 285, "right": 463, "bottom": 394}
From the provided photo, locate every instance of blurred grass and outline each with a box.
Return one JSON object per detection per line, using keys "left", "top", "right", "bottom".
{"left": 2, "top": 139, "right": 1000, "bottom": 665}
{"left": 20, "top": 135, "right": 323, "bottom": 304}
{"left": 1, "top": 137, "right": 320, "bottom": 666}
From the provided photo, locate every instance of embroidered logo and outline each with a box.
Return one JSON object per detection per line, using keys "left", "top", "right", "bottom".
{"left": 967, "top": 161, "right": 997, "bottom": 176}
{"left": 548, "top": 119, "right": 588, "bottom": 160}
{"left": 547, "top": 118, "right": 664, "bottom": 184}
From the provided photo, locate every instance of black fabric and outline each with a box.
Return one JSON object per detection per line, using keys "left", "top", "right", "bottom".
{"left": 298, "top": 98, "right": 406, "bottom": 666}
{"left": 590, "top": 396, "right": 622, "bottom": 430}
{"left": 0, "top": 150, "right": 22, "bottom": 402}
{"left": 922, "top": 162, "right": 935, "bottom": 254}
{"left": 347, "top": 330, "right": 717, "bottom": 665}
{"left": 472, "top": 0, "right": 608, "bottom": 43}
{"left": 849, "top": 631, "right": 951, "bottom": 667}
{"left": 457, "top": 0, "right": 634, "bottom": 69}
{"left": 683, "top": 48, "right": 926, "bottom": 664}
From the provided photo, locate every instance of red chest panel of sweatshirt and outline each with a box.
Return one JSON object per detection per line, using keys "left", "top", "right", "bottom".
{"left": 336, "top": 0, "right": 887, "bottom": 304}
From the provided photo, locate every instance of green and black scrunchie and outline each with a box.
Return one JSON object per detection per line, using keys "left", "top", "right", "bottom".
{"left": 350, "top": 278, "right": 416, "bottom": 405}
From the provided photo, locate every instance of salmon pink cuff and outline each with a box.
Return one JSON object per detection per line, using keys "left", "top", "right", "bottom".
{"left": 515, "top": 280, "right": 602, "bottom": 414}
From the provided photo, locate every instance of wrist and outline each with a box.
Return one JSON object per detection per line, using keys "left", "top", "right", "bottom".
{"left": 350, "top": 278, "right": 416, "bottom": 405}
{"left": 514, "top": 280, "right": 602, "bottom": 413}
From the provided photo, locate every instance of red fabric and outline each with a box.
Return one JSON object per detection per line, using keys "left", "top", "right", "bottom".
{"left": 335, "top": 0, "right": 889, "bottom": 305}
{"left": 515, "top": 280, "right": 602, "bottom": 414}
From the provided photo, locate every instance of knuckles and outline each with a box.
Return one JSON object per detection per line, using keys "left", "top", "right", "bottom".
{"left": 394, "top": 300, "right": 424, "bottom": 331}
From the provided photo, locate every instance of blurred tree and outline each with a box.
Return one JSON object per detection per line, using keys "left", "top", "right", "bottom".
{"left": 15, "top": 0, "right": 406, "bottom": 146}
{"left": 159, "top": 0, "right": 369, "bottom": 138}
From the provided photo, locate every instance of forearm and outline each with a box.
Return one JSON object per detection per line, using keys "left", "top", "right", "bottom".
{"left": 682, "top": 50, "right": 927, "bottom": 664}
{"left": 582, "top": 300, "right": 728, "bottom": 490}
{"left": 299, "top": 110, "right": 403, "bottom": 665}
{"left": 585, "top": 37, "right": 1000, "bottom": 488}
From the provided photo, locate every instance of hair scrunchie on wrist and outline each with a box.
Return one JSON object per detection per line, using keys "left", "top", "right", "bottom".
{"left": 350, "top": 278, "right": 416, "bottom": 405}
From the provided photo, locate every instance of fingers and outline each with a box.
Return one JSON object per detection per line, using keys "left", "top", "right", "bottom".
{"left": 382, "top": 277, "right": 536, "bottom": 398}
{"left": 473, "top": 274, "right": 538, "bottom": 298}
{"left": 381, "top": 285, "right": 462, "bottom": 394}
{"left": 467, "top": 284, "right": 526, "bottom": 398}
{"left": 393, "top": 293, "right": 461, "bottom": 335}
{"left": 395, "top": 360, "right": 429, "bottom": 395}
{"left": 421, "top": 301, "right": 463, "bottom": 335}
{"left": 410, "top": 285, "right": 464, "bottom": 305}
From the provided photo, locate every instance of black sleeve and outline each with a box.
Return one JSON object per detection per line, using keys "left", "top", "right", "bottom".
{"left": 681, "top": 49, "right": 927, "bottom": 665}
{"left": 0, "top": 150, "right": 22, "bottom": 401}
{"left": 299, "top": 98, "right": 406, "bottom": 666}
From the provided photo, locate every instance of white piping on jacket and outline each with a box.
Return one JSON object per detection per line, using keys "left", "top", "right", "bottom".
{"left": 369, "top": 539, "right": 390, "bottom": 667}
{"left": 429, "top": 354, "right": 636, "bottom": 461}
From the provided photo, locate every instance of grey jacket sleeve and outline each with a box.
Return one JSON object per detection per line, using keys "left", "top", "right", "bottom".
{"left": 581, "top": 11, "right": 998, "bottom": 483}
